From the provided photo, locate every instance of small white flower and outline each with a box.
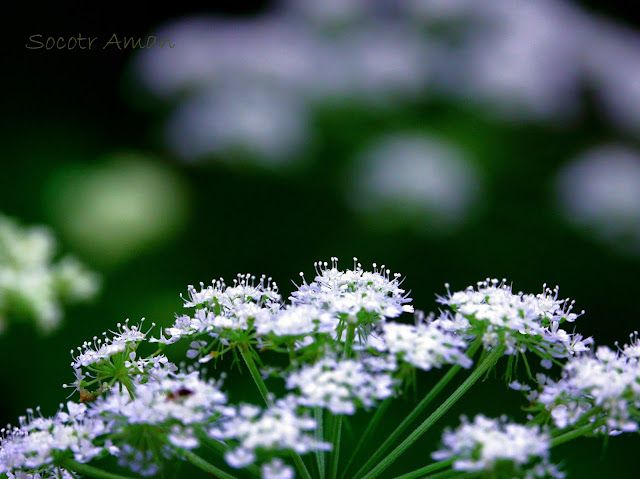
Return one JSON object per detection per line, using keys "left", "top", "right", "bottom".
{"left": 437, "top": 279, "right": 590, "bottom": 359}
{"left": 0, "top": 214, "right": 99, "bottom": 334}
{"left": 290, "top": 257, "right": 413, "bottom": 326}
{"left": 376, "top": 318, "right": 472, "bottom": 371}
{"left": 285, "top": 356, "right": 395, "bottom": 414}
{"left": 0, "top": 404, "right": 109, "bottom": 476}
{"left": 210, "top": 395, "right": 330, "bottom": 468}
{"left": 262, "top": 458, "right": 294, "bottom": 479}
{"left": 536, "top": 337, "right": 640, "bottom": 433}
{"left": 433, "top": 415, "right": 563, "bottom": 478}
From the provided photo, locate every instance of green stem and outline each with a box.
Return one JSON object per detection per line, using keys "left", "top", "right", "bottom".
{"left": 197, "top": 434, "right": 229, "bottom": 456}
{"left": 421, "top": 469, "right": 460, "bottom": 479}
{"left": 393, "top": 458, "right": 456, "bottom": 479}
{"left": 315, "top": 408, "right": 326, "bottom": 479}
{"left": 354, "top": 338, "right": 483, "bottom": 479}
{"left": 344, "top": 323, "right": 356, "bottom": 358}
{"left": 290, "top": 450, "right": 314, "bottom": 479}
{"left": 550, "top": 418, "right": 607, "bottom": 447}
{"left": 329, "top": 323, "right": 356, "bottom": 479}
{"left": 60, "top": 459, "right": 137, "bottom": 479}
{"left": 238, "top": 343, "right": 310, "bottom": 478}
{"left": 329, "top": 415, "right": 343, "bottom": 479}
{"left": 340, "top": 398, "right": 392, "bottom": 479}
{"left": 361, "top": 345, "right": 505, "bottom": 479}
{"left": 175, "top": 447, "right": 239, "bottom": 479}
{"left": 239, "top": 343, "right": 273, "bottom": 407}
{"left": 118, "top": 374, "right": 136, "bottom": 399}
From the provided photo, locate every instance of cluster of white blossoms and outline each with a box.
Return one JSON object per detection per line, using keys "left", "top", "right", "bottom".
{"left": 255, "top": 304, "right": 338, "bottom": 338}
{"left": 153, "top": 274, "right": 282, "bottom": 348}
{"left": 0, "top": 403, "right": 109, "bottom": 477}
{"left": 156, "top": 257, "right": 416, "bottom": 356}
{"left": 210, "top": 396, "right": 330, "bottom": 469}
{"left": 436, "top": 279, "right": 593, "bottom": 361}
{"left": 65, "top": 318, "right": 168, "bottom": 401}
{"left": 0, "top": 214, "right": 99, "bottom": 333}
{"left": 285, "top": 356, "right": 395, "bottom": 415}
{"left": 96, "top": 371, "right": 227, "bottom": 449}
{"left": 290, "top": 258, "right": 414, "bottom": 325}
{"left": 432, "top": 415, "right": 564, "bottom": 478}
{"left": 2, "top": 259, "right": 619, "bottom": 479}
{"left": 530, "top": 333, "right": 640, "bottom": 434}
{"left": 373, "top": 316, "right": 472, "bottom": 371}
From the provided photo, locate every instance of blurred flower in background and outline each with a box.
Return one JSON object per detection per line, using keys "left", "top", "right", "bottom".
{"left": 555, "top": 145, "right": 640, "bottom": 256}
{"left": 133, "top": 0, "right": 640, "bottom": 152}
{"left": 0, "top": 215, "right": 99, "bottom": 334}
{"left": 348, "top": 134, "right": 483, "bottom": 234}
{"left": 133, "top": 3, "right": 431, "bottom": 164}
{"left": 43, "top": 153, "right": 190, "bottom": 268}
{"left": 129, "top": 0, "right": 640, "bottom": 252}
{"left": 165, "top": 83, "right": 310, "bottom": 166}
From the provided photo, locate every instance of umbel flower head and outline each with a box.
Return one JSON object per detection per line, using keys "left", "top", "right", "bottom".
{"left": 290, "top": 257, "right": 414, "bottom": 326}
{"left": 0, "top": 214, "right": 99, "bottom": 334}
{"left": 151, "top": 273, "right": 282, "bottom": 351}
{"left": 208, "top": 395, "right": 331, "bottom": 469}
{"left": 64, "top": 318, "right": 169, "bottom": 400}
{"left": 93, "top": 370, "right": 228, "bottom": 475}
{"left": 0, "top": 402, "right": 110, "bottom": 477}
{"left": 284, "top": 355, "right": 396, "bottom": 415}
{"left": 1, "top": 257, "right": 622, "bottom": 479}
{"left": 432, "top": 415, "right": 564, "bottom": 478}
{"left": 530, "top": 332, "right": 640, "bottom": 434}
{"left": 373, "top": 312, "right": 472, "bottom": 371}
{"left": 154, "top": 257, "right": 417, "bottom": 362}
{"left": 436, "top": 279, "right": 592, "bottom": 365}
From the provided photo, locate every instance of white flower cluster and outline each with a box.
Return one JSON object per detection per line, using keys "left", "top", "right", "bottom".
{"left": 0, "top": 214, "right": 99, "bottom": 333}
{"left": 433, "top": 415, "right": 564, "bottom": 478}
{"left": 96, "top": 371, "right": 227, "bottom": 449}
{"left": 291, "top": 258, "right": 414, "bottom": 324}
{"left": 71, "top": 318, "right": 152, "bottom": 370}
{"left": 285, "top": 355, "right": 395, "bottom": 415}
{"left": 437, "top": 279, "right": 592, "bottom": 359}
{"left": 533, "top": 334, "right": 640, "bottom": 433}
{"left": 0, "top": 403, "right": 109, "bottom": 476}
{"left": 256, "top": 303, "right": 338, "bottom": 338}
{"left": 155, "top": 274, "right": 282, "bottom": 346}
{"left": 159, "top": 257, "right": 415, "bottom": 349}
{"left": 374, "top": 317, "right": 472, "bottom": 371}
{"left": 262, "top": 458, "right": 294, "bottom": 479}
{"left": 209, "top": 396, "right": 330, "bottom": 469}
{"left": 4, "top": 259, "right": 620, "bottom": 479}
{"left": 65, "top": 318, "right": 169, "bottom": 401}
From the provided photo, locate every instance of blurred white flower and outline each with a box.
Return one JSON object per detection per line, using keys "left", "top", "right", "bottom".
{"left": 412, "top": 0, "right": 585, "bottom": 122}
{"left": 0, "top": 215, "right": 99, "bottom": 333}
{"left": 132, "top": 0, "right": 640, "bottom": 167}
{"left": 165, "top": 84, "right": 310, "bottom": 165}
{"left": 133, "top": 8, "right": 431, "bottom": 163}
{"left": 432, "top": 415, "right": 563, "bottom": 477}
{"left": 582, "top": 16, "right": 640, "bottom": 134}
{"left": 278, "top": 0, "right": 372, "bottom": 25}
{"left": 555, "top": 145, "right": 640, "bottom": 255}
{"left": 348, "top": 134, "right": 483, "bottom": 233}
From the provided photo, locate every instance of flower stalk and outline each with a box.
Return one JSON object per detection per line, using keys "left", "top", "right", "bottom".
{"left": 360, "top": 345, "right": 506, "bottom": 479}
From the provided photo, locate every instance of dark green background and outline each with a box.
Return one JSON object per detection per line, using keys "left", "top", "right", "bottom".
{"left": 1, "top": 3, "right": 639, "bottom": 477}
